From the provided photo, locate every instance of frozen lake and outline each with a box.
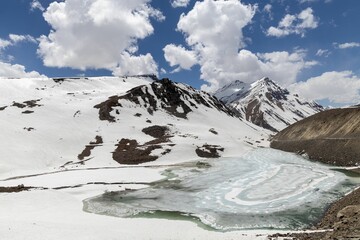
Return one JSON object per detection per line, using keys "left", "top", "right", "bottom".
{"left": 83, "top": 148, "right": 360, "bottom": 231}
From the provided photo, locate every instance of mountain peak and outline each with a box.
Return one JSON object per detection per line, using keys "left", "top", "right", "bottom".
{"left": 95, "top": 78, "right": 235, "bottom": 122}
{"left": 214, "top": 78, "right": 323, "bottom": 132}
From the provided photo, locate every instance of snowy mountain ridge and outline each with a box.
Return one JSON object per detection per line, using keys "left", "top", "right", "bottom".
{"left": 214, "top": 77, "right": 323, "bottom": 132}
{"left": 0, "top": 76, "right": 268, "bottom": 179}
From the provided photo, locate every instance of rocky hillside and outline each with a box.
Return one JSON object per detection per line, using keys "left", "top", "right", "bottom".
{"left": 0, "top": 76, "right": 268, "bottom": 179}
{"left": 271, "top": 107, "right": 360, "bottom": 166}
{"left": 214, "top": 77, "right": 323, "bottom": 132}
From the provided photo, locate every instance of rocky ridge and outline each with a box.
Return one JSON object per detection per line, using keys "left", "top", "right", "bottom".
{"left": 215, "top": 77, "right": 323, "bottom": 132}
{"left": 271, "top": 107, "right": 360, "bottom": 166}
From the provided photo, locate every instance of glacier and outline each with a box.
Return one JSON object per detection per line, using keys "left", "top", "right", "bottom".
{"left": 83, "top": 148, "right": 359, "bottom": 231}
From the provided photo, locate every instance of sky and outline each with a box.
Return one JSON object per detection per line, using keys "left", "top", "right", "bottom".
{"left": 0, "top": 0, "right": 359, "bottom": 106}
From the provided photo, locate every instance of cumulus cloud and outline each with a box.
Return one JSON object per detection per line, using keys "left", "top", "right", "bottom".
{"left": 289, "top": 71, "right": 360, "bottom": 104}
{"left": 164, "top": 0, "right": 316, "bottom": 92}
{"left": 37, "top": 0, "right": 163, "bottom": 76}
{"left": 267, "top": 8, "right": 318, "bottom": 37}
{"left": 163, "top": 44, "right": 197, "bottom": 70}
{"left": 0, "top": 34, "right": 44, "bottom": 78}
{"left": 316, "top": 49, "right": 331, "bottom": 57}
{"left": 336, "top": 42, "right": 360, "bottom": 49}
{"left": 112, "top": 52, "right": 158, "bottom": 76}
{"left": 30, "top": 0, "right": 45, "bottom": 12}
{"left": 171, "top": 0, "right": 191, "bottom": 8}
{"left": 0, "top": 62, "right": 45, "bottom": 78}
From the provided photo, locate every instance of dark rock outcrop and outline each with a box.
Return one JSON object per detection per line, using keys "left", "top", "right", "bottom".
{"left": 195, "top": 144, "right": 224, "bottom": 158}
{"left": 95, "top": 78, "right": 234, "bottom": 122}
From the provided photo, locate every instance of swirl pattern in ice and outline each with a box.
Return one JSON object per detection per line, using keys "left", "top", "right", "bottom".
{"left": 83, "top": 148, "right": 359, "bottom": 230}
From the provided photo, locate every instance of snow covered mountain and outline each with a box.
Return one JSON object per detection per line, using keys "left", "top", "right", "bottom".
{"left": 214, "top": 77, "right": 323, "bottom": 132}
{"left": 0, "top": 76, "right": 268, "bottom": 179}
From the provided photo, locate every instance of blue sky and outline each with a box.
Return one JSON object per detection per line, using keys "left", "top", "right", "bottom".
{"left": 0, "top": 0, "right": 359, "bottom": 106}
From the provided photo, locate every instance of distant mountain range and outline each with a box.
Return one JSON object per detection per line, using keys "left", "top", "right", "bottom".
{"left": 214, "top": 77, "right": 323, "bottom": 132}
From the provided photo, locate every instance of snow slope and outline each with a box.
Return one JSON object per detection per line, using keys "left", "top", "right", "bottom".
{"left": 214, "top": 77, "right": 323, "bottom": 132}
{"left": 0, "top": 76, "right": 355, "bottom": 240}
{"left": 0, "top": 76, "right": 268, "bottom": 179}
{"left": 0, "top": 76, "right": 274, "bottom": 240}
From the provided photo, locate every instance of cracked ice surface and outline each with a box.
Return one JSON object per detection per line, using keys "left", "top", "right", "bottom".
{"left": 84, "top": 148, "right": 358, "bottom": 230}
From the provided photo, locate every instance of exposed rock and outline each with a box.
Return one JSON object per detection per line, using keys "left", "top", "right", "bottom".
{"left": 142, "top": 125, "right": 169, "bottom": 139}
{"left": 22, "top": 110, "right": 34, "bottom": 114}
{"left": 215, "top": 77, "right": 323, "bottom": 132}
{"left": 0, "top": 185, "right": 32, "bottom": 193}
{"left": 196, "top": 144, "right": 224, "bottom": 158}
{"left": 142, "top": 125, "right": 173, "bottom": 145}
{"left": 12, "top": 99, "right": 42, "bottom": 109}
{"left": 272, "top": 188, "right": 360, "bottom": 240}
{"left": 78, "top": 136, "right": 103, "bottom": 160}
{"left": 23, "top": 99, "right": 42, "bottom": 108}
{"left": 209, "top": 128, "right": 218, "bottom": 135}
{"left": 112, "top": 138, "right": 162, "bottom": 164}
{"left": 12, "top": 102, "right": 26, "bottom": 108}
{"left": 95, "top": 78, "right": 234, "bottom": 122}
{"left": 94, "top": 96, "right": 122, "bottom": 122}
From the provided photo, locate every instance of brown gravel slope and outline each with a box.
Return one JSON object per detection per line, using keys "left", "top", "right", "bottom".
{"left": 271, "top": 107, "right": 360, "bottom": 166}
{"left": 271, "top": 188, "right": 360, "bottom": 240}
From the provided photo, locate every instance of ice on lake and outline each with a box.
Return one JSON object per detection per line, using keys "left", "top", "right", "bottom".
{"left": 83, "top": 148, "right": 359, "bottom": 230}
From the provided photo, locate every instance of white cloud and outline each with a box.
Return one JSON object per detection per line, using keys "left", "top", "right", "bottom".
{"left": 267, "top": 8, "right": 318, "bottom": 37}
{"left": 262, "top": 4, "right": 273, "bottom": 20}
{"left": 299, "top": 0, "right": 317, "bottom": 3}
{"left": 30, "top": 0, "right": 45, "bottom": 12}
{"left": 0, "top": 35, "right": 43, "bottom": 78}
{"left": 8, "top": 34, "right": 36, "bottom": 44}
{"left": 337, "top": 42, "right": 360, "bottom": 49}
{"left": 163, "top": 44, "right": 197, "bottom": 70}
{"left": 290, "top": 71, "right": 360, "bottom": 104}
{"left": 0, "top": 34, "right": 36, "bottom": 51}
{"left": 263, "top": 4, "right": 272, "bottom": 13}
{"left": 0, "top": 62, "right": 45, "bottom": 78}
{"left": 111, "top": 52, "right": 158, "bottom": 76}
{"left": 316, "top": 49, "right": 331, "bottom": 57}
{"left": 171, "top": 0, "right": 191, "bottom": 8}
{"left": 38, "top": 0, "right": 162, "bottom": 75}
{"left": 299, "top": 0, "right": 332, "bottom": 3}
{"left": 160, "top": 68, "right": 167, "bottom": 74}
{"left": 0, "top": 39, "right": 11, "bottom": 50}
{"left": 164, "top": 0, "right": 316, "bottom": 92}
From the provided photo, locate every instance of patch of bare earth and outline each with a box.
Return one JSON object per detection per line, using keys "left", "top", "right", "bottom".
{"left": 0, "top": 185, "right": 32, "bottom": 193}
{"left": 112, "top": 138, "right": 162, "bottom": 164}
{"left": 78, "top": 136, "right": 103, "bottom": 160}
{"left": 12, "top": 99, "right": 42, "bottom": 109}
{"left": 142, "top": 125, "right": 172, "bottom": 144}
{"left": 22, "top": 110, "right": 34, "bottom": 114}
{"left": 112, "top": 125, "right": 174, "bottom": 165}
{"left": 196, "top": 144, "right": 224, "bottom": 158}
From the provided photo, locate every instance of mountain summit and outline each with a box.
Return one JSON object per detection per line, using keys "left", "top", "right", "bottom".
{"left": 214, "top": 77, "right": 323, "bottom": 132}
